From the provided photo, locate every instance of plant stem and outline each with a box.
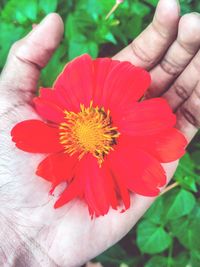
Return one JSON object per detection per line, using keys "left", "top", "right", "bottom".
{"left": 160, "top": 182, "right": 179, "bottom": 196}
{"left": 105, "top": 2, "right": 121, "bottom": 20}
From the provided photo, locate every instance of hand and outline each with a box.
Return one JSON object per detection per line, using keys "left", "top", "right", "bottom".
{"left": 1, "top": 0, "right": 200, "bottom": 266}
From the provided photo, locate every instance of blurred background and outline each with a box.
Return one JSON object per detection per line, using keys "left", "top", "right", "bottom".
{"left": 1, "top": 0, "right": 200, "bottom": 266}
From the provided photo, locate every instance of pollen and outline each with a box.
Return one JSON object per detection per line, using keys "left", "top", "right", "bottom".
{"left": 59, "top": 101, "right": 120, "bottom": 166}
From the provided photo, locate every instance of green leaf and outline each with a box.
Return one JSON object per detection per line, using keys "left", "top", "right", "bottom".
{"left": 68, "top": 38, "right": 98, "bottom": 60}
{"left": 41, "top": 44, "right": 66, "bottom": 87}
{"left": 188, "top": 218, "right": 200, "bottom": 251}
{"left": 144, "top": 196, "right": 165, "bottom": 224}
{"left": 145, "top": 251, "right": 189, "bottom": 267}
{"left": 1, "top": 0, "right": 38, "bottom": 23}
{"left": 21, "top": 0, "right": 37, "bottom": 21}
{"left": 65, "top": 11, "right": 95, "bottom": 41}
{"left": 39, "top": 0, "right": 58, "bottom": 14}
{"left": 144, "top": 0, "right": 159, "bottom": 7}
{"left": 0, "top": 22, "right": 24, "bottom": 68}
{"left": 15, "top": 10, "right": 28, "bottom": 24}
{"left": 95, "top": 244, "right": 127, "bottom": 265}
{"left": 191, "top": 150, "right": 200, "bottom": 170}
{"left": 145, "top": 256, "right": 172, "bottom": 267}
{"left": 191, "top": 251, "right": 200, "bottom": 267}
{"left": 177, "top": 175, "right": 197, "bottom": 192}
{"left": 104, "top": 32, "right": 117, "bottom": 44}
{"left": 174, "top": 252, "right": 190, "bottom": 267}
{"left": 77, "top": 0, "right": 115, "bottom": 15}
{"left": 170, "top": 216, "right": 197, "bottom": 250}
{"left": 136, "top": 220, "right": 172, "bottom": 254}
{"left": 131, "top": 2, "right": 150, "bottom": 17}
{"left": 174, "top": 153, "right": 198, "bottom": 192}
{"left": 65, "top": 14, "right": 75, "bottom": 39}
{"left": 163, "top": 188, "right": 196, "bottom": 221}
{"left": 170, "top": 204, "right": 200, "bottom": 251}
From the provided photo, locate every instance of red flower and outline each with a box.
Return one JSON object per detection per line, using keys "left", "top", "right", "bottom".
{"left": 11, "top": 54, "right": 187, "bottom": 217}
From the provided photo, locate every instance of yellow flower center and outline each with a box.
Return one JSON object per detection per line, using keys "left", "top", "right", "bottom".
{"left": 59, "top": 101, "right": 119, "bottom": 166}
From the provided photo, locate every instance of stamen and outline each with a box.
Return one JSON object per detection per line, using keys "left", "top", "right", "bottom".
{"left": 59, "top": 101, "right": 120, "bottom": 166}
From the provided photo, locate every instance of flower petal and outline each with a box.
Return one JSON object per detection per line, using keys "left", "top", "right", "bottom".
{"left": 116, "top": 98, "right": 176, "bottom": 136}
{"left": 39, "top": 88, "right": 67, "bottom": 109}
{"left": 11, "top": 120, "right": 63, "bottom": 153}
{"left": 33, "top": 97, "right": 64, "bottom": 124}
{"left": 119, "top": 129, "right": 187, "bottom": 163}
{"left": 110, "top": 167, "right": 131, "bottom": 210}
{"left": 148, "top": 129, "right": 187, "bottom": 162}
{"left": 54, "top": 54, "right": 94, "bottom": 111}
{"left": 36, "top": 152, "right": 77, "bottom": 188}
{"left": 54, "top": 156, "right": 86, "bottom": 209}
{"left": 54, "top": 178, "right": 82, "bottom": 209}
{"left": 93, "top": 58, "right": 151, "bottom": 111}
{"left": 108, "top": 144, "right": 166, "bottom": 197}
{"left": 83, "top": 155, "right": 118, "bottom": 217}
{"left": 54, "top": 154, "right": 119, "bottom": 216}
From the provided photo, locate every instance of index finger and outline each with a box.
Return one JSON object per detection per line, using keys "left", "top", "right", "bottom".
{"left": 113, "top": 0, "right": 180, "bottom": 69}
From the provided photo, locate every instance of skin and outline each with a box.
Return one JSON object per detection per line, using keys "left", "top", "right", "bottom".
{"left": 0, "top": 0, "right": 200, "bottom": 266}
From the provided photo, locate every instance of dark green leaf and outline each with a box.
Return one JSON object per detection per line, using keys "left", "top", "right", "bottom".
{"left": 77, "top": 0, "right": 115, "bottom": 15}
{"left": 131, "top": 2, "right": 150, "bottom": 16}
{"left": 144, "top": 0, "right": 159, "bottom": 7}
{"left": 145, "top": 256, "right": 172, "bottom": 267}
{"left": 174, "top": 252, "right": 190, "bottom": 267}
{"left": 170, "top": 216, "right": 189, "bottom": 242}
{"left": 95, "top": 244, "right": 127, "bottom": 265}
{"left": 144, "top": 196, "right": 165, "bottom": 224}
{"left": 137, "top": 220, "right": 172, "bottom": 254}
{"left": 1, "top": 0, "right": 38, "bottom": 23}
{"left": 68, "top": 39, "right": 98, "bottom": 60}
{"left": 163, "top": 188, "right": 196, "bottom": 221}
{"left": 170, "top": 203, "right": 200, "bottom": 251}
{"left": 65, "top": 13, "right": 77, "bottom": 40}
{"left": 41, "top": 44, "right": 66, "bottom": 87}
{"left": 174, "top": 153, "right": 198, "bottom": 192}
{"left": 191, "top": 251, "right": 200, "bottom": 267}
{"left": 0, "top": 23, "right": 24, "bottom": 67}
{"left": 39, "top": 0, "right": 58, "bottom": 14}
{"left": 191, "top": 150, "right": 200, "bottom": 170}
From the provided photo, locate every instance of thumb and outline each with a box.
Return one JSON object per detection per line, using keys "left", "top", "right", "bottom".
{"left": 0, "top": 13, "right": 64, "bottom": 102}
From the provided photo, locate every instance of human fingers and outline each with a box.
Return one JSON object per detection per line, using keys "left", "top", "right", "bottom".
{"left": 113, "top": 0, "right": 180, "bottom": 69}
{"left": 175, "top": 82, "right": 200, "bottom": 142}
{"left": 0, "top": 13, "right": 63, "bottom": 105}
{"left": 148, "top": 13, "right": 200, "bottom": 97}
{"left": 163, "top": 48, "right": 200, "bottom": 113}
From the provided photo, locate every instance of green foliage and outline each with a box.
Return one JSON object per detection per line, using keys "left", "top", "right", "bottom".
{"left": 0, "top": 0, "right": 200, "bottom": 266}
{"left": 137, "top": 220, "right": 172, "bottom": 254}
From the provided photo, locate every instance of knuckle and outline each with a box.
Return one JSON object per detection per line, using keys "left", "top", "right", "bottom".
{"left": 180, "top": 105, "right": 200, "bottom": 128}
{"left": 130, "top": 41, "right": 154, "bottom": 65}
{"left": 160, "top": 58, "right": 182, "bottom": 76}
{"left": 180, "top": 89, "right": 200, "bottom": 128}
{"left": 173, "top": 83, "right": 190, "bottom": 100}
{"left": 152, "top": 20, "right": 169, "bottom": 39}
{"left": 10, "top": 39, "right": 24, "bottom": 54}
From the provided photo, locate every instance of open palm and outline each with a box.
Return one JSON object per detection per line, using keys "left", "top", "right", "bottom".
{"left": 1, "top": 0, "right": 200, "bottom": 266}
